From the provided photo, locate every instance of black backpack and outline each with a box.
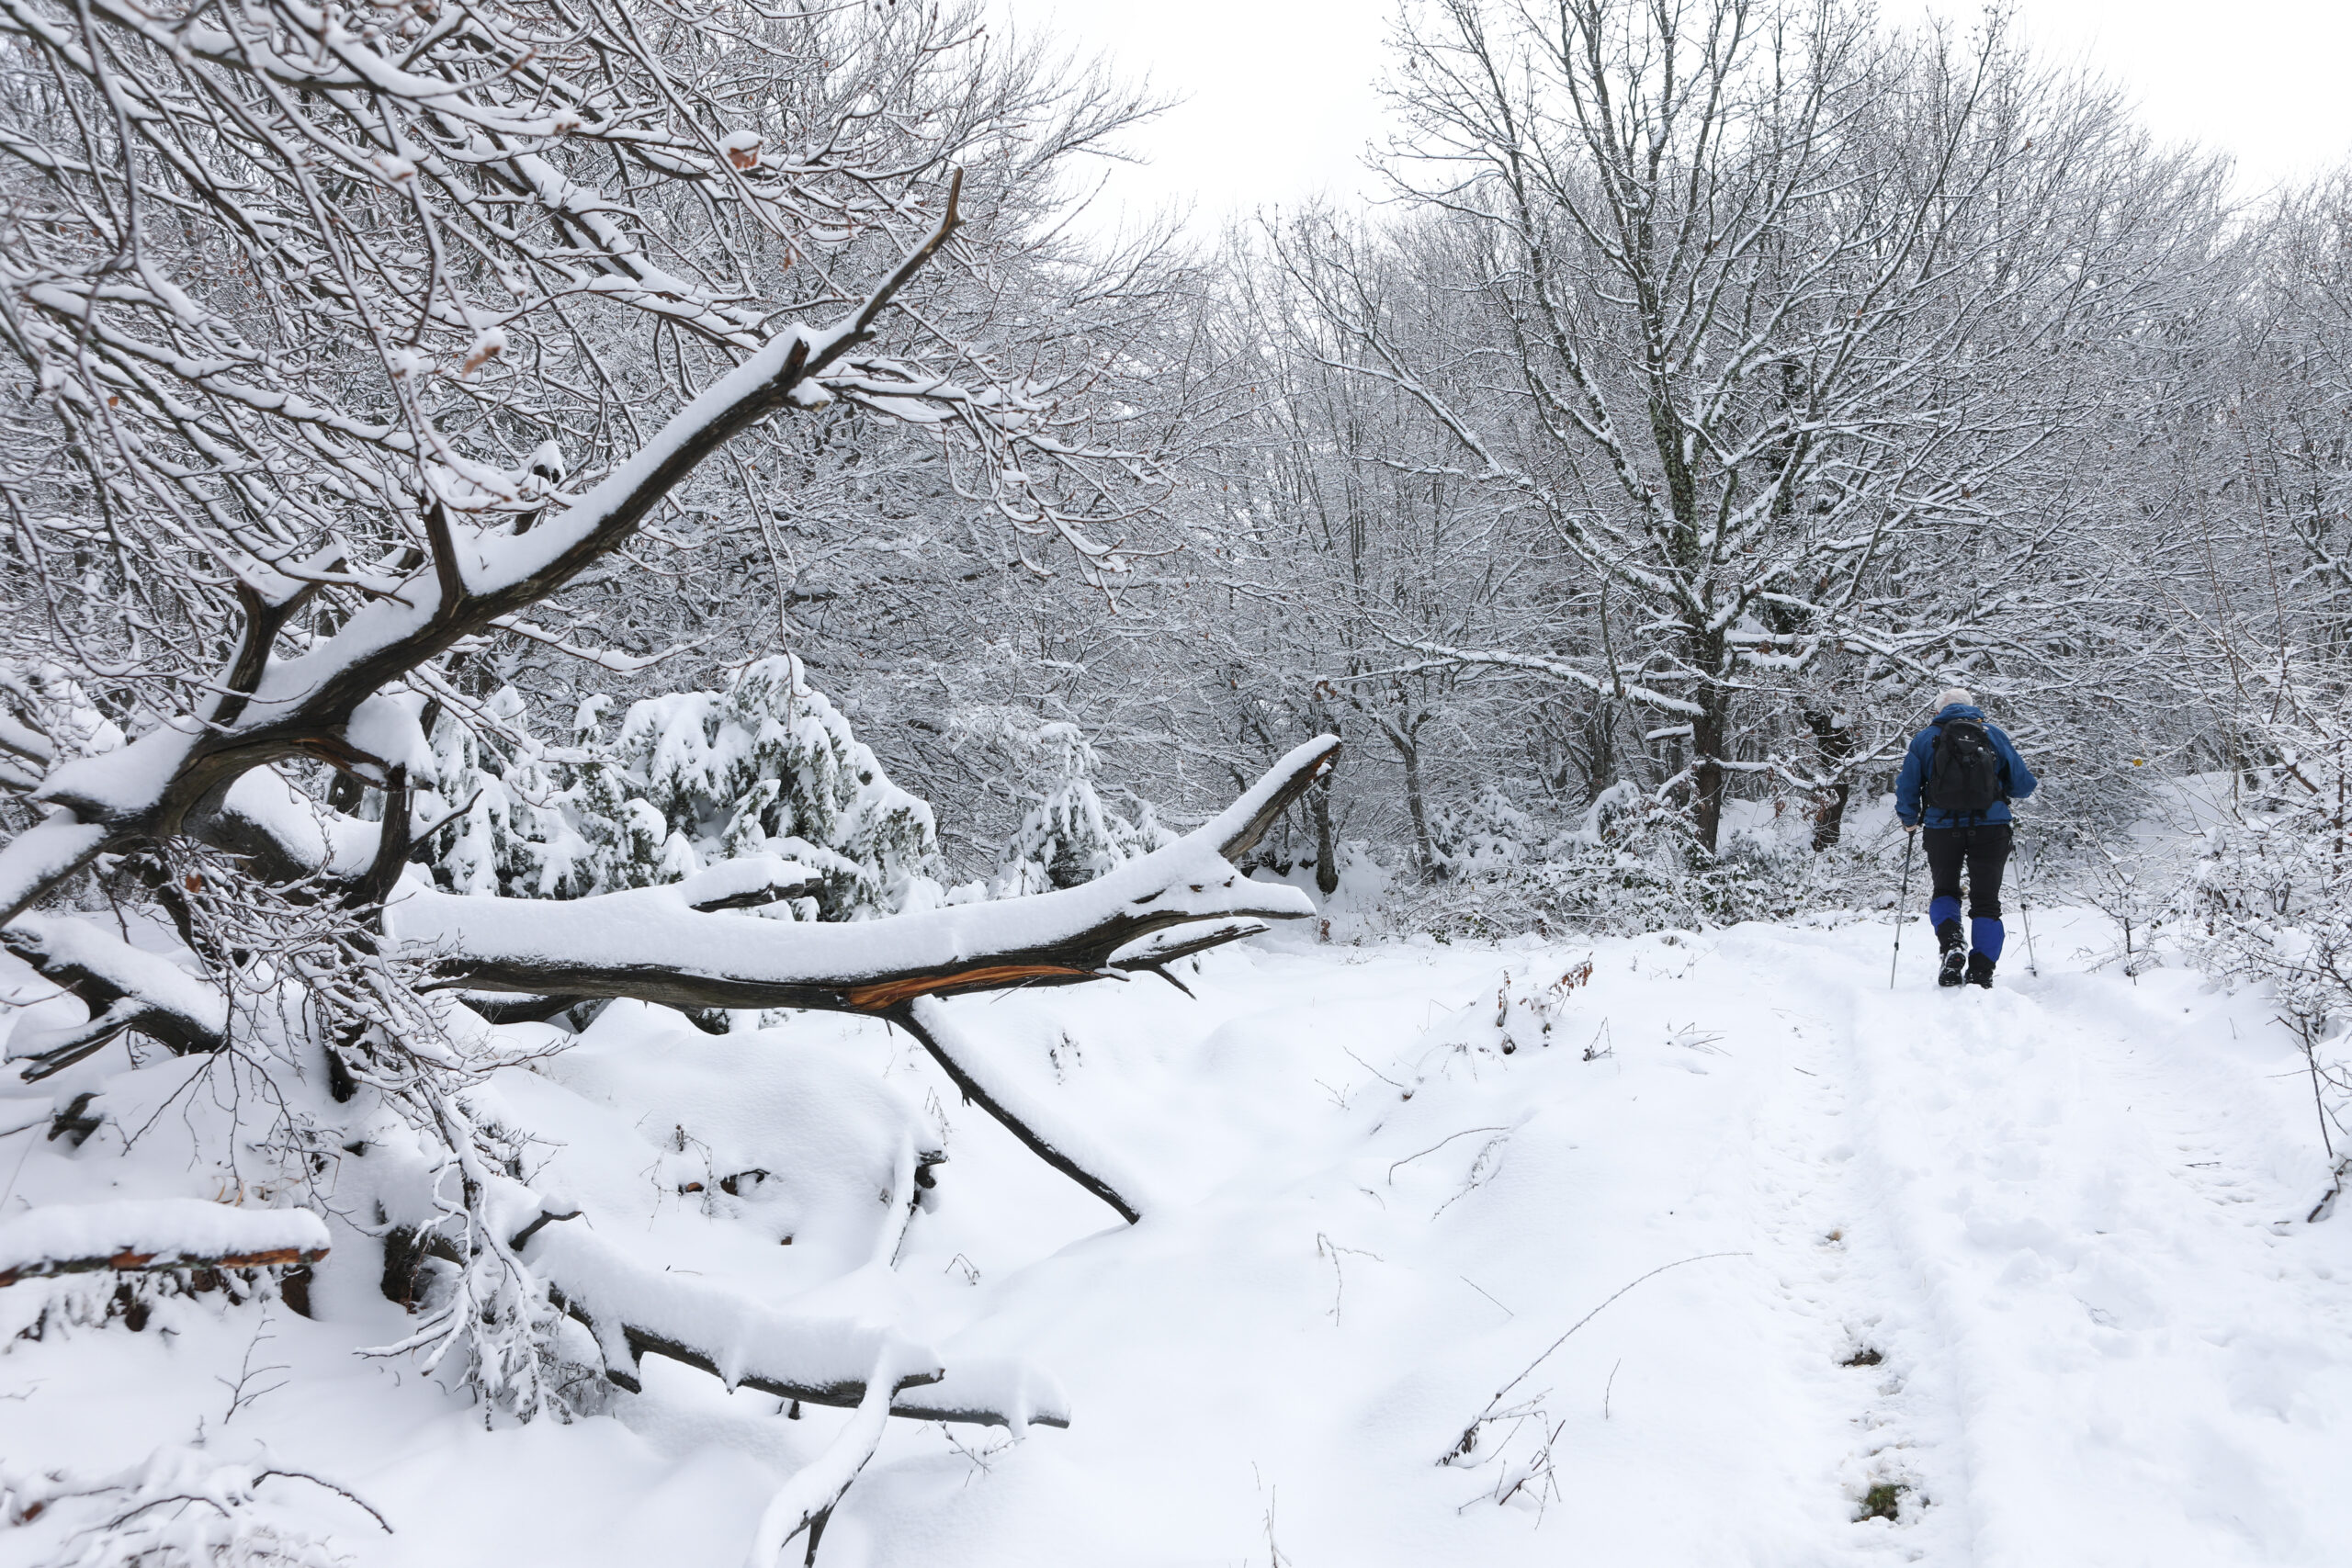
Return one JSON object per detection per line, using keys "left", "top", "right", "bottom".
{"left": 1924, "top": 716, "right": 2005, "bottom": 817}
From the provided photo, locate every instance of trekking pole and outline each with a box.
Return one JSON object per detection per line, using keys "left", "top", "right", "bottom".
{"left": 1890, "top": 829, "right": 1916, "bottom": 990}
{"left": 2017, "top": 824, "right": 2041, "bottom": 976}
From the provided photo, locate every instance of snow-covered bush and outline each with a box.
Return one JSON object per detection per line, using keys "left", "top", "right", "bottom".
{"left": 1408, "top": 784, "right": 1818, "bottom": 940}
{"left": 2193, "top": 809, "right": 2345, "bottom": 1007}
{"left": 2186, "top": 739, "right": 2352, "bottom": 1150}
{"left": 0, "top": 1445, "right": 377, "bottom": 1567}
{"left": 992, "top": 725, "right": 1175, "bottom": 896}
{"left": 419, "top": 656, "right": 944, "bottom": 920}
{"left": 1427, "top": 788, "right": 1543, "bottom": 880}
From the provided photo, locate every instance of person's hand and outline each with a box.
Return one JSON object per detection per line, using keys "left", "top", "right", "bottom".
{"left": 1903, "top": 823, "right": 1917, "bottom": 835}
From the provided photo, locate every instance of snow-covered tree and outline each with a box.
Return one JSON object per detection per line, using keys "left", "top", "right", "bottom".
{"left": 1272, "top": 0, "right": 2227, "bottom": 850}
{"left": 417, "top": 656, "right": 944, "bottom": 919}
{"left": 994, "top": 724, "right": 1176, "bottom": 895}
{"left": 0, "top": 0, "right": 1340, "bottom": 1553}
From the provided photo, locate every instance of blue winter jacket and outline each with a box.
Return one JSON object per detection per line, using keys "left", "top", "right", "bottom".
{"left": 1894, "top": 705, "right": 2037, "bottom": 829}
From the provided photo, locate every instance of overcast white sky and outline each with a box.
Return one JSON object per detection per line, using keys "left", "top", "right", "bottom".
{"left": 1013, "top": 0, "right": 2352, "bottom": 235}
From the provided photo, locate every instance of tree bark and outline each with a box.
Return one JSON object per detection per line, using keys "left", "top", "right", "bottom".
{"left": 1311, "top": 774, "right": 1340, "bottom": 898}
{"left": 1399, "top": 733, "right": 1433, "bottom": 875}
{"left": 0, "top": 1243, "right": 329, "bottom": 1289}
{"left": 1804, "top": 709, "right": 1857, "bottom": 851}
{"left": 1690, "top": 686, "right": 1731, "bottom": 854}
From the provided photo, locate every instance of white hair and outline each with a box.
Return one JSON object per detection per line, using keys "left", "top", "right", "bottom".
{"left": 1936, "top": 685, "right": 1975, "bottom": 710}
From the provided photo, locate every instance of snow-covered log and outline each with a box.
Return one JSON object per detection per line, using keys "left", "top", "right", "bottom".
{"left": 523, "top": 1221, "right": 1068, "bottom": 1429}
{"left": 0, "top": 1201, "right": 329, "bottom": 1287}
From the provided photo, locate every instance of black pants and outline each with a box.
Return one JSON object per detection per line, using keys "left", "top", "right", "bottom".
{"left": 1922, "top": 822, "right": 2012, "bottom": 927}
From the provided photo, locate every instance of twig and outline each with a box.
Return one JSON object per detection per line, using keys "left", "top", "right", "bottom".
{"left": 1316, "top": 1232, "right": 1382, "bottom": 1325}
{"left": 1430, "top": 1131, "right": 1514, "bottom": 1218}
{"left": 2282, "top": 1015, "right": 2338, "bottom": 1162}
{"left": 1344, "top": 1048, "right": 1411, "bottom": 1095}
{"left": 2310, "top": 1157, "right": 2347, "bottom": 1224}
{"left": 1444, "top": 1252, "right": 1748, "bottom": 1462}
{"left": 1492, "top": 1253, "right": 1748, "bottom": 1406}
{"left": 1262, "top": 1484, "right": 1293, "bottom": 1568}
{"left": 218, "top": 1317, "right": 291, "bottom": 1424}
{"left": 252, "top": 1468, "right": 396, "bottom": 1534}
{"left": 1459, "top": 1274, "right": 1513, "bottom": 1318}
{"left": 1387, "top": 1125, "right": 1510, "bottom": 1184}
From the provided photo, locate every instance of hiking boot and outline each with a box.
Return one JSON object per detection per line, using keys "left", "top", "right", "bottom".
{"left": 1936, "top": 920, "right": 1967, "bottom": 987}
{"left": 1966, "top": 951, "right": 1996, "bottom": 989}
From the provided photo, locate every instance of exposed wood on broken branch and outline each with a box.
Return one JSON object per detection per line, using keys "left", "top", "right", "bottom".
{"left": 0, "top": 1244, "right": 330, "bottom": 1290}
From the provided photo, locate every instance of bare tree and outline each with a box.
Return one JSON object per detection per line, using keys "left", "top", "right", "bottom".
{"left": 1276, "top": 0, "right": 2222, "bottom": 848}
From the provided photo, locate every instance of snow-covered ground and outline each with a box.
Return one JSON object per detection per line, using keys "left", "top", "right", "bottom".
{"left": 5, "top": 901, "right": 2347, "bottom": 1566}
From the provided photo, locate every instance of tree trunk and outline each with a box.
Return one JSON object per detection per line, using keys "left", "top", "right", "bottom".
{"left": 1804, "top": 709, "right": 1857, "bottom": 852}
{"left": 1399, "top": 736, "right": 1433, "bottom": 875}
{"left": 1690, "top": 690, "right": 1730, "bottom": 854}
{"left": 1581, "top": 697, "right": 1620, "bottom": 804}
{"left": 1311, "top": 775, "right": 1339, "bottom": 897}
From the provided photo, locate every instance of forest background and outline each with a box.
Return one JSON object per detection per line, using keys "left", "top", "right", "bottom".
{"left": 5, "top": 0, "right": 2352, "bottom": 1558}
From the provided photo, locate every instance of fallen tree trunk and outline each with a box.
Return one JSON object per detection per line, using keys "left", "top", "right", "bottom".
{"left": 390, "top": 739, "right": 1338, "bottom": 1221}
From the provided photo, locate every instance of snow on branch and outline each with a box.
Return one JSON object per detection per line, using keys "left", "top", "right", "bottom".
{"left": 0, "top": 1201, "right": 329, "bottom": 1287}
{"left": 1, "top": 914, "right": 229, "bottom": 1079}
{"left": 743, "top": 1348, "right": 902, "bottom": 1568}
{"left": 1364, "top": 641, "right": 1706, "bottom": 718}
{"left": 0, "top": 814, "right": 110, "bottom": 931}
{"left": 1201, "top": 736, "right": 1344, "bottom": 862}
{"left": 896, "top": 996, "right": 1166, "bottom": 1225}
{"left": 393, "top": 739, "right": 1337, "bottom": 1015}
{"left": 522, "top": 1220, "right": 1067, "bottom": 1431}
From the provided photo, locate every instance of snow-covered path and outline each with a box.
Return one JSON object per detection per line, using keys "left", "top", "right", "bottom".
{"left": 849, "top": 910, "right": 2352, "bottom": 1566}
{"left": 1823, "top": 916, "right": 2352, "bottom": 1565}
{"left": 6, "top": 908, "right": 2346, "bottom": 1567}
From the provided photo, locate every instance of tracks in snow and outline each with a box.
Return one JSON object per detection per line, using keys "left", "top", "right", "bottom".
{"left": 1717, "top": 925, "right": 1976, "bottom": 1563}
{"left": 1741, "top": 918, "right": 2352, "bottom": 1568}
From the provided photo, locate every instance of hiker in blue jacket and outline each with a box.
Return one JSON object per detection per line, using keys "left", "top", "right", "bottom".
{"left": 1894, "top": 687, "right": 2038, "bottom": 988}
